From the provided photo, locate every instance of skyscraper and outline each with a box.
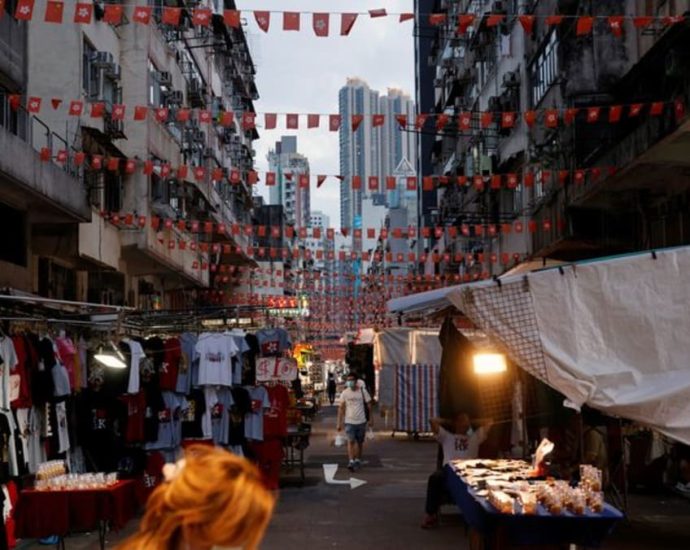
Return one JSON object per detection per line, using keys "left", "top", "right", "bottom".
{"left": 338, "top": 79, "right": 417, "bottom": 234}
{"left": 267, "top": 136, "right": 311, "bottom": 228}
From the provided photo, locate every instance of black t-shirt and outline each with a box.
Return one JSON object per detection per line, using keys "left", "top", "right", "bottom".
{"left": 228, "top": 387, "right": 251, "bottom": 445}
{"left": 243, "top": 334, "right": 260, "bottom": 385}
{"left": 32, "top": 336, "right": 56, "bottom": 406}
{"left": 181, "top": 388, "right": 206, "bottom": 439}
{"left": 76, "top": 389, "right": 123, "bottom": 471}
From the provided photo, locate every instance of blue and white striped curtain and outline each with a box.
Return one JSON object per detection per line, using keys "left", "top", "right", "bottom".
{"left": 394, "top": 364, "right": 440, "bottom": 433}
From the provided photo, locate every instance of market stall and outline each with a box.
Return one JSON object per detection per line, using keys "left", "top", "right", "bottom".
{"left": 373, "top": 328, "right": 442, "bottom": 436}
{"left": 445, "top": 458, "right": 624, "bottom": 549}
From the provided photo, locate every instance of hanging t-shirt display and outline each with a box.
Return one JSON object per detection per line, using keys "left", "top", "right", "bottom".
{"left": 181, "top": 388, "right": 206, "bottom": 440}
{"left": 119, "top": 391, "right": 147, "bottom": 444}
{"left": 55, "top": 335, "right": 76, "bottom": 389}
{"left": 256, "top": 328, "right": 291, "bottom": 358}
{"left": 76, "top": 389, "right": 120, "bottom": 471}
{"left": 122, "top": 338, "right": 144, "bottom": 394}
{"left": 243, "top": 334, "right": 260, "bottom": 385}
{"left": 230, "top": 334, "right": 250, "bottom": 385}
{"left": 160, "top": 338, "right": 181, "bottom": 391}
{"left": 0, "top": 336, "right": 18, "bottom": 410}
{"left": 228, "top": 386, "right": 252, "bottom": 446}
{"left": 145, "top": 391, "right": 186, "bottom": 451}
{"left": 10, "top": 335, "right": 32, "bottom": 409}
{"left": 263, "top": 385, "right": 290, "bottom": 439}
{"left": 195, "top": 334, "right": 238, "bottom": 386}
{"left": 202, "top": 387, "right": 234, "bottom": 446}
{"left": 244, "top": 386, "right": 271, "bottom": 441}
{"left": 143, "top": 377, "right": 166, "bottom": 444}
{"left": 176, "top": 333, "right": 198, "bottom": 394}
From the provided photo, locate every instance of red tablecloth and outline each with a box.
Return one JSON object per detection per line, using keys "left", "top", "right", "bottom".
{"left": 15, "top": 480, "right": 138, "bottom": 539}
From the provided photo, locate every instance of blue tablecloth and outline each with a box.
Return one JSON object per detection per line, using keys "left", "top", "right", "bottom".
{"left": 444, "top": 465, "right": 624, "bottom": 548}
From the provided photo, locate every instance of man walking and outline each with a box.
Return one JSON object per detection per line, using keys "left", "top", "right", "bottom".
{"left": 327, "top": 372, "right": 337, "bottom": 405}
{"left": 336, "top": 372, "right": 373, "bottom": 471}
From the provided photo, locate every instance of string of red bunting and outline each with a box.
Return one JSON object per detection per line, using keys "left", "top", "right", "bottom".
{"left": 5, "top": 1, "right": 688, "bottom": 39}
{"left": 5, "top": 92, "right": 686, "bottom": 133}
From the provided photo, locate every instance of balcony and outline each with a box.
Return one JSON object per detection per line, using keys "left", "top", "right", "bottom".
{"left": 0, "top": 12, "right": 27, "bottom": 87}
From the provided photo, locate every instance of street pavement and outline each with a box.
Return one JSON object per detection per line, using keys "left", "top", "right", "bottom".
{"left": 19, "top": 405, "right": 690, "bottom": 549}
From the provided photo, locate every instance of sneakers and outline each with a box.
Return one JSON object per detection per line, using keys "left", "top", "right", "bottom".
{"left": 354, "top": 459, "right": 361, "bottom": 470}
{"left": 347, "top": 460, "right": 355, "bottom": 472}
{"left": 420, "top": 514, "right": 439, "bottom": 529}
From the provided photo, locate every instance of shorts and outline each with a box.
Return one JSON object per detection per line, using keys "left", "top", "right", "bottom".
{"left": 345, "top": 423, "right": 367, "bottom": 444}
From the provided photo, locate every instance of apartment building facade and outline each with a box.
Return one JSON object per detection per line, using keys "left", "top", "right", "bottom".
{"left": 423, "top": 0, "right": 690, "bottom": 280}
{"left": 3, "top": 0, "right": 259, "bottom": 308}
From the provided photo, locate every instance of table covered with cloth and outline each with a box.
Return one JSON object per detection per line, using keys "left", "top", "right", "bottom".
{"left": 15, "top": 480, "right": 138, "bottom": 539}
{"left": 444, "top": 466, "right": 624, "bottom": 548}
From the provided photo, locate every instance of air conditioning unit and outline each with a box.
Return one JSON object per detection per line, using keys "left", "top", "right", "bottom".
{"left": 167, "top": 90, "right": 184, "bottom": 105}
{"left": 158, "top": 71, "right": 173, "bottom": 86}
{"left": 92, "top": 51, "right": 114, "bottom": 67}
{"left": 502, "top": 71, "right": 519, "bottom": 88}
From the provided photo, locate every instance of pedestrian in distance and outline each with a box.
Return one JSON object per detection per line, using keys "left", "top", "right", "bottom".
{"left": 336, "top": 371, "right": 373, "bottom": 472}
{"left": 327, "top": 372, "right": 337, "bottom": 405}
{"left": 421, "top": 412, "right": 492, "bottom": 529}
{"left": 119, "top": 445, "right": 274, "bottom": 550}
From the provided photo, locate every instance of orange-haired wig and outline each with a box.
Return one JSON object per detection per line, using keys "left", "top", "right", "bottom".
{"left": 119, "top": 445, "right": 275, "bottom": 550}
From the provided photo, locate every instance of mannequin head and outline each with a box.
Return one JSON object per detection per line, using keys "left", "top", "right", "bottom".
{"left": 119, "top": 445, "right": 274, "bottom": 550}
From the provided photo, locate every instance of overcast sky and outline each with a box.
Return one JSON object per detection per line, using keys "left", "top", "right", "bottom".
{"left": 237, "top": 0, "right": 415, "bottom": 227}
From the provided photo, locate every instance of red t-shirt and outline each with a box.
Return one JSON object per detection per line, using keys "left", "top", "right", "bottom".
{"left": 159, "top": 338, "right": 181, "bottom": 390}
{"left": 263, "top": 385, "right": 289, "bottom": 438}
{"left": 137, "top": 451, "right": 165, "bottom": 504}
{"left": 119, "top": 391, "right": 146, "bottom": 443}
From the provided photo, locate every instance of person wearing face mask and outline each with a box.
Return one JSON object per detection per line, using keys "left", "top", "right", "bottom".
{"left": 118, "top": 445, "right": 274, "bottom": 550}
{"left": 336, "top": 371, "right": 373, "bottom": 471}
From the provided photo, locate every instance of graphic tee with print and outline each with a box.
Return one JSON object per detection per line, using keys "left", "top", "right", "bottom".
{"left": 244, "top": 386, "right": 271, "bottom": 441}
{"left": 256, "top": 328, "right": 291, "bottom": 357}
{"left": 195, "top": 334, "right": 238, "bottom": 386}
{"left": 339, "top": 386, "right": 372, "bottom": 425}
{"left": 437, "top": 426, "right": 489, "bottom": 465}
{"left": 263, "top": 385, "right": 290, "bottom": 438}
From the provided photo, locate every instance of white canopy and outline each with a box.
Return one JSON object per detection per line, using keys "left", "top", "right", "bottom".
{"left": 388, "top": 246, "right": 690, "bottom": 445}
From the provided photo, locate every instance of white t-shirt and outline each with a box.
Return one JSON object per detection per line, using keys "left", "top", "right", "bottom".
{"left": 123, "top": 339, "right": 144, "bottom": 394}
{"left": 245, "top": 386, "right": 271, "bottom": 441}
{"left": 195, "top": 334, "right": 239, "bottom": 386}
{"left": 438, "top": 426, "right": 489, "bottom": 465}
{"left": 0, "top": 337, "right": 18, "bottom": 409}
{"left": 339, "top": 386, "right": 372, "bottom": 425}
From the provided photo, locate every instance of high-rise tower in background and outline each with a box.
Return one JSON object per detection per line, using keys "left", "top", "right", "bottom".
{"left": 267, "top": 136, "right": 311, "bottom": 228}
{"left": 338, "top": 78, "right": 417, "bottom": 234}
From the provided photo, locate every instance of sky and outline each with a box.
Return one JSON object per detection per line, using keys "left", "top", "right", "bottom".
{"left": 237, "top": 0, "right": 415, "bottom": 227}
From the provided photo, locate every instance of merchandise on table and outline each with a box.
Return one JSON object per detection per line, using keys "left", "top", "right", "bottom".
{"left": 34, "top": 472, "right": 118, "bottom": 491}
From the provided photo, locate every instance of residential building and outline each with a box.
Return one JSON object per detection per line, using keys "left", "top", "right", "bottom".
{"left": 424, "top": 0, "right": 690, "bottom": 282}
{"left": 9, "top": 0, "right": 259, "bottom": 308}
{"left": 267, "top": 136, "right": 310, "bottom": 228}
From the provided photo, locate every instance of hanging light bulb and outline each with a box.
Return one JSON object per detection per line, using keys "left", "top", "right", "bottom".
{"left": 94, "top": 341, "right": 127, "bottom": 369}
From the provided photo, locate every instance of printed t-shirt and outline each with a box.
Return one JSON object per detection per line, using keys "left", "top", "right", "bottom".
{"left": 437, "top": 426, "right": 488, "bottom": 465}
{"left": 119, "top": 391, "right": 147, "bottom": 443}
{"left": 228, "top": 387, "right": 252, "bottom": 445}
{"left": 230, "top": 335, "right": 250, "bottom": 385}
{"left": 160, "top": 338, "right": 181, "bottom": 391}
{"left": 244, "top": 386, "right": 271, "bottom": 441}
{"left": 263, "top": 385, "right": 290, "bottom": 438}
{"left": 181, "top": 388, "right": 206, "bottom": 440}
{"left": 256, "top": 328, "right": 291, "bottom": 357}
{"left": 55, "top": 337, "right": 76, "bottom": 389}
{"left": 176, "top": 333, "right": 198, "bottom": 394}
{"left": 139, "top": 451, "right": 165, "bottom": 501}
{"left": 195, "top": 334, "right": 238, "bottom": 386}
{"left": 338, "top": 386, "right": 372, "bottom": 425}
{"left": 122, "top": 338, "right": 144, "bottom": 394}
{"left": 145, "top": 391, "right": 186, "bottom": 451}
{"left": 202, "top": 387, "right": 234, "bottom": 446}
{"left": 243, "top": 334, "right": 260, "bottom": 385}
{"left": 10, "top": 336, "right": 31, "bottom": 408}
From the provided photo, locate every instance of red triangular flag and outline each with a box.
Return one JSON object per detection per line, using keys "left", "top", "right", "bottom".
{"left": 399, "top": 13, "right": 414, "bottom": 23}
{"left": 103, "top": 4, "right": 123, "bottom": 25}
{"left": 457, "top": 14, "right": 475, "bottom": 34}
{"left": 313, "top": 13, "right": 329, "bottom": 37}
{"left": 264, "top": 113, "right": 277, "bottom": 129}
{"left": 608, "top": 105, "right": 623, "bottom": 123}
{"left": 429, "top": 14, "right": 447, "bottom": 26}
{"left": 546, "top": 15, "right": 564, "bottom": 26}
{"left": 633, "top": 16, "right": 654, "bottom": 29}
{"left": 44, "top": 1, "right": 64, "bottom": 24}
{"left": 254, "top": 11, "right": 270, "bottom": 33}
{"left": 224, "top": 10, "right": 240, "bottom": 28}
{"left": 608, "top": 16, "right": 624, "bottom": 37}
{"left": 351, "top": 114, "right": 364, "bottom": 132}
{"left": 307, "top": 114, "right": 320, "bottom": 128}
{"left": 395, "top": 114, "right": 407, "bottom": 128}
{"left": 14, "top": 0, "right": 35, "bottom": 21}
{"left": 519, "top": 15, "right": 535, "bottom": 35}
{"left": 74, "top": 2, "right": 93, "bottom": 24}
{"left": 162, "top": 7, "right": 182, "bottom": 26}
{"left": 283, "top": 12, "right": 300, "bottom": 31}
{"left": 329, "top": 115, "right": 341, "bottom": 131}
{"left": 341, "top": 13, "right": 358, "bottom": 35}
{"left": 317, "top": 175, "right": 327, "bottom": 188}
{"left": 27, "top": 96, "right": 41, "bottom": 113}
{"left": 51, "top": 98, "right": 62, "bottom": 109}
{"left": 415, "top": 114, "right": 428, "bottom": 129}
{"left": 132, "top": 6, "right": 152, "bottom": 25}
{"left": 286, "top": 113, "right": 299, "bottom": 129}
{"left": 192, "top": 8, "right": 212, "bottom": 27}
{"left": 369, "top": 9, "right": 387, "bottom": 18}
{"left": 576, "top": 16, "right": 594, "bottom": 36}
{"left": 487, "top": 14, "right": 505, "bottom": 27}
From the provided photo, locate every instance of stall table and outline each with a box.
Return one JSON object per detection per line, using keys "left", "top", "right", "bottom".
{"left": 15, "top": 480, "right": 138, "bottom": 550}
{"left": 282, "top": 425, "right": 311, "bottom": 483}
{"left": 445, "top": 465, "right": 624, "bottom": 549}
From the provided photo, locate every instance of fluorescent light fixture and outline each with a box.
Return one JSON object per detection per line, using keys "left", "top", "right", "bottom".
{"left": 473, "top": 353, "right": 507, "bottom": 375}
{"left": 94, "top": 342, "right": 127, "bottom": 369}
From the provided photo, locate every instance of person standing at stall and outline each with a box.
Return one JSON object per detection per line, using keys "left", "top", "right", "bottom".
{"left": 421, "top": 413, "right": 491, "bottom": 529}
{"left": 336, "top": 372, "right": 373, "bottom": 472}
{"left": 327, "top": 372, "right": 337, "bottom": 405}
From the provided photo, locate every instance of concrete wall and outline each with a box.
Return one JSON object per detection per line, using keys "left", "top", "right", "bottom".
{"left": 78, "top": 210, "right": 121, "bottom": 269}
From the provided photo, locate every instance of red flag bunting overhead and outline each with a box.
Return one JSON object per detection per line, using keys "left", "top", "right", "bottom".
{"left": 299, "top": 174, "right": 309, "bottom": 189}
{"left": 265, "top": 172, "right": 276, "bottom": 186}
{"left": 457, "top": 14, "right": 475, "bottom": 34}
{"left": 369, "top": 9, "right": 387, "bottom": 18}
{"left": 544, "top": 110, "right": 558, "bottom": 128}
{"left": 436, "top": 114, "right": 449, "bottom": 131}
{"left": 650, "top": 102, "right": 664, "bottom": 116}
{"left": 415, "top": 114, "right": 428, "bottom": 130}
{"left": 44, "top": 1, "right": 63, "bottom": 24}
{"left": 313, "top": 13, "right": 329, "bottom": 37}
{"left": 458, "top": 112, "right": 472, "bottom": 130}
{"left": 609, "top": 105, "right": 623, "bottom": 123}
{"left": 429, "top": 14, "right": 446, "bottom": 26}
{"left": 132, "top": 6, "right": 152, "bottom": 25}
{"left": 399, "top": 13, "right": 414, "bottom": 23}
{"left": 74, "top": 2, "right": 92, "bottom": 24}
{"left": 27, "top": 96, "right": 41, "bottom": 113}
{"left": 546, "top": 15, "right": 564, "bottom": 26}
{"left": 112, "top": 104, "right": 126, "bottom": 120}
{"left": 329, "top": 115, "right": 341, "bottom": 131}
{"left": 608, "top": 16, "right": 624, "bottom": 37}
{"left": 307, "top": 114, "right": 320, "bottom": 128}
{"left": 341, "top": 13, "right": 358, "bottom": 35}
{"left": 368, "top": 176, "right": 379, "bottom": 191}
{"left": 68, "top": 100, "right": 83, "bottom": 116}
{"left": 254, "top": 11, "right": 270, "bottom": 33}
{"left": 481, "top": 111, "right": 493, "bottom": 128}
{"left": 395, "top": 114, "right": 407, "bottom": 128}
{"left": 629, "top": 103, "right": 643, "bottom": 117}
{"left": 519, "top": 15, "right": 535, "bottom": 35}
{"left": 634, "top": 16, "right": 654, "bottom": 29}
{"left": 192, "top": 7, "right": 211, "bottom": 27}
{"left": 283, "top": 12, "right": 300, "bottom": 31}
{"left": 224, "top": 10, "right": 241, "bottom": 29}
{"left": 103, "top": 4, "right": 123, "bottom": 24}
{"left": 220, "top": 111, "right": 233, "bottom": 127}
{"left": 286, "top": 113, "right": 298, "bottom": 129}
{"left": 564, "top": 108, "right": 578, "bottom": 126}
{"left": 487, "top": 14, "right": 505, "bottom": 27}
{"left": 373, "top": 114, "right": 385, "bottom": 127}
{"left": 501, "top": 112, "right": 516, "bottom": 128}
{"left": 265, "top": 113, "right": 277, "bottom": 129}
{"left": 576, "top": 16, "right": 594, "bottom": 36}
{"left": 242, "top": 112, "right": 256, "bottom": 130}
{"left": 15, "top": 0, "right": 35, "bottom": 21}
{"left": 162, "top": 7, "right": 182, "bottom": 26}
{"left": 317, "top": 175, "right": 327, "bottom": 188}
{"left": 351, "top": 115, "right": 364, "bottom": 132}
{"left": 586, "top": 107, "right": 600, "bottom": 123}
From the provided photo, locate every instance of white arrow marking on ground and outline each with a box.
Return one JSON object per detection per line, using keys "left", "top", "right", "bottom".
{"left": 323, "top": 464, "right": 367, "bottom": 490}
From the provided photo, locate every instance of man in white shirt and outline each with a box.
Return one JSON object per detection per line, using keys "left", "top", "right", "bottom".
{"left": 336, "top": 372, "right": 373, "bottom": 472}
{"left": 421, "top": 412, "right": 491, "bottom": 529}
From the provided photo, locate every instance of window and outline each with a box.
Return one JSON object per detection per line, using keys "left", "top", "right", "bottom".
{"left": 0, "top": 202, "right": 26, "bottom": 266}
{"left": 86, "top": 170, "right": 122, "bottom": 212}
{"left": 83, "top": 40, "right": 100, "bottom": 98}
{"left": 149, "top": 59, "right": 162, "bottom": 106}
{"left": 530, "top": 31, "right": 559, "bottom": 106}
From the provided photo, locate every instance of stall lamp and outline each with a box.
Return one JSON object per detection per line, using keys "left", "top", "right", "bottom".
{"left": 94, "top": 342, "right": 127, "bottom": 369}
{"left": 473, "top": 353, "right": 507, "bottom": 375}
